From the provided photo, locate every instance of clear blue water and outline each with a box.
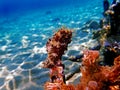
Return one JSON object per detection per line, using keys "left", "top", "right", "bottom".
{"left": 0, "top": 0, "right": 111, "bottom": 90}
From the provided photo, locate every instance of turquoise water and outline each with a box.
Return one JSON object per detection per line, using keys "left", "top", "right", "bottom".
{"left": 0, "top": 0, "right": 105, "bottom": 90}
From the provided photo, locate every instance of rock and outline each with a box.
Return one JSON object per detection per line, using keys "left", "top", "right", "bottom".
{"left": 92, "top": 29, "right": 107, "bottom": 39}
{"left": 86, "top": 20, "right": 100, "bottom": 29}
{"left": 66, "top": 73, "right": 82, "bottom": 85}
{"left": 63, "top": 60, "right": 81, "bottom": 81}
{"left": 81, "top": 20, "right": 100, "bottom": 30}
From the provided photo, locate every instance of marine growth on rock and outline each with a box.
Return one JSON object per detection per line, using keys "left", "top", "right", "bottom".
{"left": 43, "top": 28, "right": 120, "bottom": 90}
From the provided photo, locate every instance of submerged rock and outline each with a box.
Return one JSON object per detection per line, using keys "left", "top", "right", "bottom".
{"left": 81, "top": 20, "right": 100, "bottom": 30}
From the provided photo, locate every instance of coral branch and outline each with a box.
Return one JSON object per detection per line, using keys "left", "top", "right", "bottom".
{"left": 77, "top": 50, "right": 120, "bottom": 90}
{"left": 43, "top": 28, "right": 120, "bottom": 90}
{"left": 43, "top": 27, "right": 72, "bottom": 68}
{"left": 43, "top": 27, "right": 72, "bottom": 90}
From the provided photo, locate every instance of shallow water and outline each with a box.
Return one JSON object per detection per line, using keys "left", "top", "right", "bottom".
{"left": 0, "top": 0, "right": 104, "bottom": 90}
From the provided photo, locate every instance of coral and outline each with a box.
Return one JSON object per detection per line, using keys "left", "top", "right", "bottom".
{"left": 43, "top": 27, "right": 72, "bottom": 90}
{"left": 43, "top": 27, "right": 72, "bottom": 68}
{"left": 103, "top": 41, "right": 120, "bottom": 65}
{"left": 76, "top": 50, "right": 103, "bottom": 90}
{"left": 43, "top": 28, "right": 120, "bottom": 90}
{"left": 44, "top": 82, "right": 75, "bottom": 90}
{"left": 77, "top": 50, "right": 120, "bottom": 90}
{"left": 44, "top": 49, "right": 120, "bottom": 90}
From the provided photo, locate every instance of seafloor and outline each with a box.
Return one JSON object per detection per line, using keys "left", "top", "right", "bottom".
{"left": 0, "top": 1, "right": 103, "bottom": 90}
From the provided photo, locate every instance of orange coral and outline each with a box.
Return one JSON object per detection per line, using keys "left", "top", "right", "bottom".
{"left": 43, "top": 28, "right": 120, "bottom": 90}
{"left": 43, "top": 27, "right": 72, "bottom": 68}
{"left": 44, "top": 48, "right": 120, "bottom": 90}
{"left": 78, "top": 50, "right": 120, "bottom": 90}
{"left": 82, "top": 50, "right": 99, "bottom": 66}
{"left": 43, "top": 28, "right": 72, "bottom": 90}
{"left": 77, "top": 50, "right": 103, "bottom": 90}
{"left": 44, "top": 82, "right": 75, "bottom": 90}
{"left": 114, "top": 55, "right": 120, "bottom": 65}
